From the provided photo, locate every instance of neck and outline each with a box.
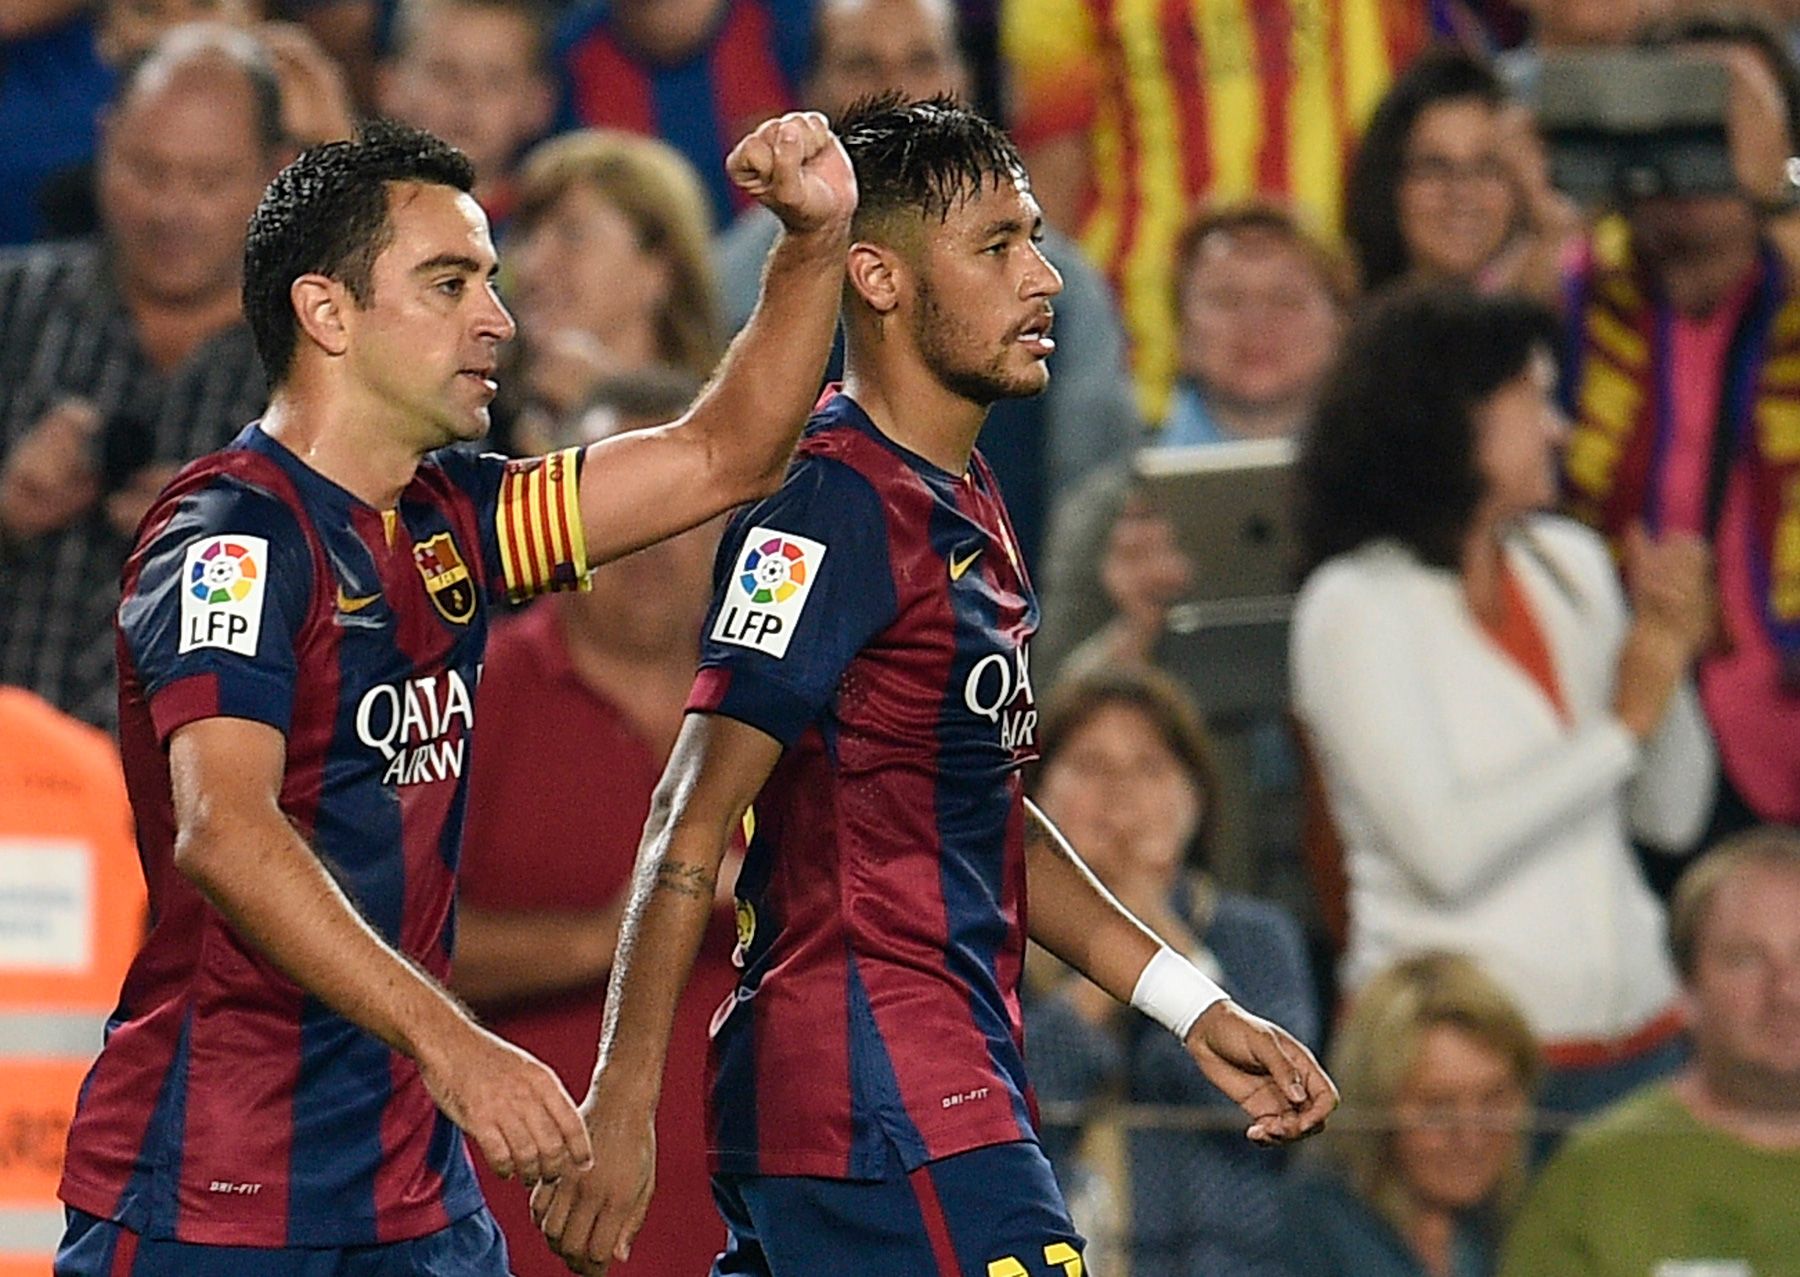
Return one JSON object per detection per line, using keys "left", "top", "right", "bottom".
{"left": 124, "top": 286, "right": 242, "bottom": 373}
{"left": 1675, "top": 1065, "right": 1800, "bottom": 1150}
{"left": 556, "top": 603, "right": 697, "bottom": 752}
{"left": 259, "top": 387, "right": 428, "bottom": 510}
{"left": 1198, "top": 387, "right": 1307, "bottom": 442}
{"left": 1405, "top": 1206, "right": 1460, "bottom": 1277}
{"left": 1653, "top": 235, "right": 1759, "bottom": 317}
{"left": 1460, "top": 517, "right": 1507, "bottom": 622}
{"left": 843, "top": 340, "right": 987, "bottom": 475}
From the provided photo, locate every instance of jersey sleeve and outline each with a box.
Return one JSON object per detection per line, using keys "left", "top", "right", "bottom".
{"left": 435, "top": 446, "right": 591, "bottom": 604}
{"left": 687, "top": 456, "right": 898, "bottom": 745}
{"left": 119, "top": 480, "right": 314, "bottom": 744}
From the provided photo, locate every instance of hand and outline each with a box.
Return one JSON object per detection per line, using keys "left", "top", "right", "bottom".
{"left": 0, "top": 398, "right": 101, "bottom": 542}
{"left": 1622, "top": 523, "right": 1716, "bottom": 658}
{"left": 1705, "top": 43, "right": 1796, "bottom": 207}
{"left": 416, "top": 1020, "right": 594, "bottom": 1184}
{"left": 257, "top": 21, "right": 356, "bottom": 148}
{"left": 532, "top": 1074, "right": 657, "bottom": 1276}
{"left": 1183, "top": 1001, "right": 1337, "bottom": 1146}
{"left": 1098, "top": 494, "right": 1194, "bottom": 657}
{"left": 727, "top": 111, "right": 857, "bottom": 235}
{"left": 1496, "top": 104, "right": 1582, "bottom": 237}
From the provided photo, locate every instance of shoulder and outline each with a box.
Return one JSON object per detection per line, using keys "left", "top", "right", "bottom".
{"left": 1560, "top": 1082, "right": 1687, "bottom": 1159}
{"left": 1294, "top": 543, "right": 1423, "bottom": 627}
{"left": 1515, "top": 514, "right": 1617, "bottom": 592}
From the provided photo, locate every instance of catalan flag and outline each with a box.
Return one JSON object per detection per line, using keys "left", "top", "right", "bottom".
{"left": 496, "top": 446, "right": 590, "bottom": 601}
{"left": 1002, "top": 0, "right": 1428, "bottom": 422}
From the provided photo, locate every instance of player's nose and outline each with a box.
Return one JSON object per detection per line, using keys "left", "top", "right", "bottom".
{"left": 1021, "top": 243, "right": 1063, "bottom": 300}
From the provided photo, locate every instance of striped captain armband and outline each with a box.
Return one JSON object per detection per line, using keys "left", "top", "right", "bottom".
{"left": 497, "top": 447, "right": 591, "bottom": 602}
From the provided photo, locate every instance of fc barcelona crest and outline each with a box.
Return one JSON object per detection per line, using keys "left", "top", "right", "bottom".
{"left": 413, "top": 532, "right": 476, "bottom": 624}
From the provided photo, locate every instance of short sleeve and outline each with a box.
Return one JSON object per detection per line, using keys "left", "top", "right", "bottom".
{"left": 688, "top": 456, "right": 898, "bottom": 745}
{"left": 120, "top": 481, "right": 314, "bottom": 744}
{"left": 432, "top": 445, "right": 590, "bottom": 603}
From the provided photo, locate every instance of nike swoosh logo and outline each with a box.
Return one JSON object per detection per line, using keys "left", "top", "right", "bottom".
{"left": 949, "top": 547, "right": 983, "bottom": 581}
{"left": 337, "top": 586, "right": 381, "bottom": 613}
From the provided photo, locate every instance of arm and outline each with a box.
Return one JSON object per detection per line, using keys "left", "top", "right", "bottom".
{"left": 1627, "top": 678, "right": 1715, "bottom": 853}
{"left": 170, "top": 717, "right": 592, "bottom": 1183}
{"left": 575, "top": 113, "right": 856, "bottom": 566}
{"left": 1024, "top": 798, "right": 1336, "bottom": 1145}
{"left": 0, "top": 0, "right": 89, "bottom": 38}
{"left": 1291, "top": 569, "right": 1645, "bottom": 905}
{"left": 449, "top": 899, "right": 624, "bottom": 1011}
{"left": 533, "top": 712, "right": 782, "bottom": 1276}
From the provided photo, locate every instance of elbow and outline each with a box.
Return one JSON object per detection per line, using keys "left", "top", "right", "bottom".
{"left": 171, "top": 819, "right": 228, "bottom": 894}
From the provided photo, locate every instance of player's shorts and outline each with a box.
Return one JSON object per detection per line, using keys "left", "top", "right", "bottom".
{"left": 54, "top": 1206, "right": 510, "bottom": 1276}
{"left": 709, "top": 1139, "right": 1089, "bottom": 1277}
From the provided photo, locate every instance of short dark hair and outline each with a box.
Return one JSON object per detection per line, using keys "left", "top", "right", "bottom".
{"left": 1342, "top": 47, "right": 1508, "bottom": 293}
{"left": 243, "top": 118, "right": 475, "bottom": 383}
{"left": 115, "top": 24, "right": 285, "bottom": 156}
{"left": 834, "top": 92, "right": 1026, "bottom": 236}
{"left": 1296, "top": 283, "right": 1558, "bottom": 574}
{"left": 1641, "top": 8, "right": 1800, "bottom": 156}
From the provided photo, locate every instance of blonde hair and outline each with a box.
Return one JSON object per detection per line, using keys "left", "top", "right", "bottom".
{"left": 515, "top": 129, "right": 723, "bottom": 379}
{"left": 1320, "top": 952, "right": 1538, "bottom": 1241}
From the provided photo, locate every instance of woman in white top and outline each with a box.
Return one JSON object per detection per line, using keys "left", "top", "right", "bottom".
{"left": 1290, "top": 285, "right": 1717, "bottom": 1124}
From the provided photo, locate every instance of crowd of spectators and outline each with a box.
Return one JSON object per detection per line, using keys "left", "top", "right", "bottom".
{"left": 5, "top": 0, "right": 1800, "bottom": 1273}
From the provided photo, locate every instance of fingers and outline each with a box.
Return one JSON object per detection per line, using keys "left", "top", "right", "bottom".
{"left": 543, "top": 1074, "right": 596, "bottom": 1173}
{"left": 470, "top": 1117, "right": 520, "bottom": 1182}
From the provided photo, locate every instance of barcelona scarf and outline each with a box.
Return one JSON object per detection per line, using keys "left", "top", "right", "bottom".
{"left": 1561, "top": 231, "right": 1800, "bottom": 668}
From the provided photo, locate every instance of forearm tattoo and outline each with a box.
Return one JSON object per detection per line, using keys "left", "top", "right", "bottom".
{"left": 651, "top": 862, "right": 713, "bottom": 899}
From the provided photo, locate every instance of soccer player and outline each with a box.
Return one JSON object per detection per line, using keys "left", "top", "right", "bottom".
{"left": 54, "top": 112, "right": 855, "bottom": 1276}
{"left": 533, "top": 95, "right": 1337, "bottom": 1277}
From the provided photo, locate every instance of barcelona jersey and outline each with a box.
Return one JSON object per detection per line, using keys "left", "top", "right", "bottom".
{"left": 688, "top": 391, "right": 1041, "bottom": 1179}
{"left": 59, "top": 424, "right": 587, "bottom": 1246}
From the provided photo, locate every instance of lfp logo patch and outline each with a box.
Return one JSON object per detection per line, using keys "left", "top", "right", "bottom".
{"left": 179, "top": 535, "right": 269, "bottom": 656}
{"left": 711, "top": 526, "right": 826, "bottom": 659}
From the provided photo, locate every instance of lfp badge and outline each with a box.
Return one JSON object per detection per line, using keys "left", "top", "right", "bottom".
{"left": 711, "top": 526, "right": 827, "bottom": 659}
{"left": 178, "top": 535, "right": 269, "bottom": 656}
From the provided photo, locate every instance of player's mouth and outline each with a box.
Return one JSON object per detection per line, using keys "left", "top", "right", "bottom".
{"left": 458, "top": 366, "right": 499, "bottom": 397}
{"left": 1015, "top": 311, "right": 1056, "bottom": 358}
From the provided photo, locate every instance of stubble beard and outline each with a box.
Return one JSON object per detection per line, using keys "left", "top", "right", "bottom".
{"left": 913, "top": 275, "right": 1048, "bottom": 406}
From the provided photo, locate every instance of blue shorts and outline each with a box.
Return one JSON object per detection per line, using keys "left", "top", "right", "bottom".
{"left": 54, "top": 1206, "right": 511, "bottom": 1277}
{"left": 710, "top": 1140, "right": 1089, "bottom": 1277}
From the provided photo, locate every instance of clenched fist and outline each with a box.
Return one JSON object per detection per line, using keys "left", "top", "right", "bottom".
{"left": 727, "top": 111, "right": 857, "bottom": 236}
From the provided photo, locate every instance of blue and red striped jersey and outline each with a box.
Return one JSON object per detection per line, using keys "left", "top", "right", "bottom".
{"left": 687, "top": 391, "right": 1041, "bottom": 1179}
{"left": 59, "top": 424, "right": 587, "bottom": 1246}
{"left": 552, "top": 0, "right": 811, "bottom": 227}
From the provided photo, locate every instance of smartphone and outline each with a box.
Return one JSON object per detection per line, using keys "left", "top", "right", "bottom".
{"left": 1535, "top": 49, "right": 1733, "bottom": 203}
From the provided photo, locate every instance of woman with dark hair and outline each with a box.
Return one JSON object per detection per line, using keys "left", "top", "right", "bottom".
{"left": 1343, "top": 47, "right": 1569, "bottom": 296}
{"left": 1291, "top": 285, "right": 1715, "bottom": 1124}
{"left": 1025, "top": 665, "right": 1318, "bottom": 1276}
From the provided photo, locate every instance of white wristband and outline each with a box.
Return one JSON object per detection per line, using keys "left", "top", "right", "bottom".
{"left": 1130, "top": 947, "right": 1228, "bottom": 1040}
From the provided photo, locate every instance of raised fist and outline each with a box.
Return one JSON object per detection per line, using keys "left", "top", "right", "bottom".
{"left": 726, "top": 111, "right": 857, "bottom": 236}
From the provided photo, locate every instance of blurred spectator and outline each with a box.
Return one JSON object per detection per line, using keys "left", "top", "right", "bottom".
{"left": 1025, "top": 665, "right": 1318, "bottom": 1277}
{"left": 1510, "top": 0, "right": 1671, "bottom": 50}
{"left": 1499, "top": 826, "right": 1800, "bottom": 1275}
{"left": 1344, "top": 48, "right": 1535, "bottom": 295}
{"left": 34, "top": 2, "right": 354, "bottom": 240}
{"left": 452, "top": 370, "right": 739, "bottom": 1277}
{"left": 0, "top": 26, "right": 278, "bottom": 726}
{"left": 501, "top": 129, "right": 721, "bottom": 455}
{"left": 1284, "top": 952, "right": 1538, "bottom": 1277}
{"left": 0, "top": 688, "right": 144, "bottom": 1275}
{"left": 714, "top": 0, "right": 1139, "bottom": 565}
{"left": 1292, "top": 286, "right": 1717, "bottom": 1123}
{"left": 1000, "top": 0, "right": 1429, "bottom": 421}
{"left": 0, "top": 1, "right": 111, "bottom": 245}
{"left": 1159, "top": 201, "right": 1351, "bottom": 447}
{"left": 376, "top": 0, "right": 554, "bottom": 229}
{"left": 276, "top": 0, "right": 379, "bottom": 111}
{"left": 553, "top": 0, "right": 811, "bottom": 226}
{"left": 1558, "top": 13, "right": 1800, "bottom": 841}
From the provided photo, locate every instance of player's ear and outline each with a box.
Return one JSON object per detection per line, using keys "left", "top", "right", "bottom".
{"left": 846, "top": 242, "right": 902, "bottom": 316}
{"left": 291, "top": 274, "right": 352, "bottom": 359}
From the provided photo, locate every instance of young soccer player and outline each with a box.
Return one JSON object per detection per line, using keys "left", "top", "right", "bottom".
{"left": 534, "top": 96, "right": 1336, "bottom": 1277}
{"left": 55, "top": 112, "right": 855, "bottom": 1276}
